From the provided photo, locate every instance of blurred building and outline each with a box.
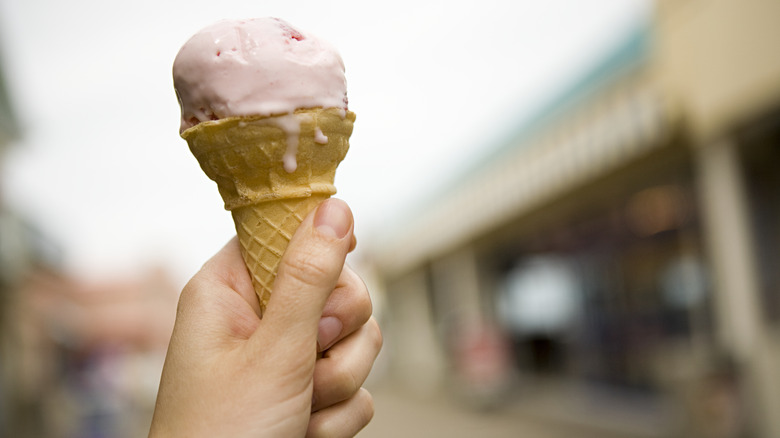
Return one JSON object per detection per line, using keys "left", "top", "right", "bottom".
{"left": 372, "top": 1, "right": 780, "bottom": 437}
{"left": 0, "top": 37, "right": 179, "bottom": 437}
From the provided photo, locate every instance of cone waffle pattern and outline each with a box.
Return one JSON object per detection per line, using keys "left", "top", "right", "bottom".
{"left": 183, "top": 108, "right": 355, "bottom": 315}
{"left": 231, "top": 195, "right": 327, "bottom": 311}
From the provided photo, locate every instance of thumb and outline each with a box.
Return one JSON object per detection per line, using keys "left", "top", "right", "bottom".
{"left": 253, "top": 198, "right": 354, "bottom": 352}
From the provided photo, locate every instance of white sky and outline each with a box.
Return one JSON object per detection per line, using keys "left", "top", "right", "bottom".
{"left": 0, "top": 0, "right": 650, "bottom": 285}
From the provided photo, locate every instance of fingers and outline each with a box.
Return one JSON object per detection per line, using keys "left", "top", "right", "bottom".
{"left": 348, "top": 233, "right": 357, "bottom": 253}
{"left": 306, "top": 388, "right": 374, "bottom": 438}
{"left": 198, "top": 237, "right": 262, "bottom": 316}
{"left": 175, "top": 238, "right": 261, "bottom": 345}
{"left": 317, "top": 265, "right": 373, "bottom": 352}
{"left": 312, "top": 317, "right": 382, "bottom": 412}
{"left": 254, "top": 199, "right": 354, "bottom": 352}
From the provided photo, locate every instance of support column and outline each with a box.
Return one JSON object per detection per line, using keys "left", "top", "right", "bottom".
{"left": 694, "top": 137, "right": 780, "bottom": 437}
{"left": 430, "top": 246, "right": 484, "bottom": 329}
{"left": 385, "top": 268, "right": 447, "bottom": 397}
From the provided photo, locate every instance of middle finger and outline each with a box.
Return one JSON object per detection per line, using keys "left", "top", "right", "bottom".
{"left": 318, "top": 264, "right": 372, "bottom": 352}
{"left": 312, "top": 317, "right": 382, "bottom": 412}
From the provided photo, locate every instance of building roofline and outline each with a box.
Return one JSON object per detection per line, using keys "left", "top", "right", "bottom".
{"left": 383, "top": 24, "right": 650, "bottom": 234}
{"left": 374, "top": 22, "right": 654, "bottom": 275}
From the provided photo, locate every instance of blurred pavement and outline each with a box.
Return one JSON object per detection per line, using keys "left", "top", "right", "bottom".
{"left": 360, "top": 383, "right": 662, "bottom": 438}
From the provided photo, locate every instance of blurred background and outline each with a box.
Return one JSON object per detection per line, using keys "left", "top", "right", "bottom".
{"left": 1, "top": 0, "right": 779, "bottom": 437}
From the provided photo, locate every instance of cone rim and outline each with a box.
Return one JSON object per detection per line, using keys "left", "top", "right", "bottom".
{"left": 180, "top": 107, "right": 355, "bottom": 140}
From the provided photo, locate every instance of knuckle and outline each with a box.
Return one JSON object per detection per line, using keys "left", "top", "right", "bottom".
{"left": 333, "top": 361, "right": 361, "bottom": 397}
{"left": 340, "top": 268, "right": 373, "bottom": 322}
{"left": 307, "top": 390, "right": 375, "bottom": 438}
{"left": 360, "top": 388, "right": 375, "bottom": 423}
{"left": 177, "top": 277, "right": 205, "bottom": 314}
{"left": 281, "top": 250, "right": 331, "bottom": 288}
{"left": 354, "top": 285, "right": 373, "bottom": 323}
{"left": 366, "top": 317, "right": 383, "bottom": 352}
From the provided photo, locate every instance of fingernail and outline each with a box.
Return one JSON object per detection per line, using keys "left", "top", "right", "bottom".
{"left": 314, "top": 199, "right": 351, "bottom": 239}
{"left": 317, "top": 316, "right": 343, "bottom": 352}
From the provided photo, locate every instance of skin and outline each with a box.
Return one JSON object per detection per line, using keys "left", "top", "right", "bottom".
{"left": 149, "top": 199, "right": 382, "bottom": 437}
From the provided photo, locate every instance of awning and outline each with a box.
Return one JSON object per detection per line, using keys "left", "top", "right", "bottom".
{"left": 375, "top": 83, "right": 678, "bottom": 277}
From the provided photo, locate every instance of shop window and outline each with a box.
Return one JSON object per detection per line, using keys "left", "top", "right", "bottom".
{"left": 739, "top": 113, "right": 780, "bottom": 322}
{"left": 491, "top": 180, "right": 711, "bottom": 393}
{"left": 497, "top": 256, "right": 581, "bottom": 374}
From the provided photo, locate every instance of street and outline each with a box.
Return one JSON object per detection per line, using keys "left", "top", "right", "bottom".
{"left": 359, "top": 383, "right": 665, "bottom": 438}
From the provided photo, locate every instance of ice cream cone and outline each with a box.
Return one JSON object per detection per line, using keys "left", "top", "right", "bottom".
{"left": 182, "top": 107, "right": 355, "bottom": 314}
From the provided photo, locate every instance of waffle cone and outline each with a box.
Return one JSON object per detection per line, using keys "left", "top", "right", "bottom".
{"left": 183, "top": 107, "right": 355, "bottom": 314}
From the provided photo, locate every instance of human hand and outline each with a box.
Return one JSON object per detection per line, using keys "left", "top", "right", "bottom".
{"left": 149, "top": 199, "right": 382, "bottom": 437}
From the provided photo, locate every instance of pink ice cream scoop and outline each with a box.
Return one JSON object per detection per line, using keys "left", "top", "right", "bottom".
{"left": 171, "top": 18, "right": 355, "bottom": 314}
{"left": 173, "top": 17, "right": 348, "bottom": 133}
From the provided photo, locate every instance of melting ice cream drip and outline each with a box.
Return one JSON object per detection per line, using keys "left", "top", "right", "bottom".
{"left": 314, "top": 127, "right": 328, "bottom": 144}
{"left": 248, "top": 113, "right": 311, "bottom": 173}
{"left": 272, "top": 114, "right": 303, "bottom": 173}
{"left": 233, "top": 112, "right": 332, "bottom": 173}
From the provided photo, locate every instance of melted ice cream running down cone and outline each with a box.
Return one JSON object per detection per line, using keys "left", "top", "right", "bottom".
{"left": 173, "top": 18, "right": 355, "bottom": 314}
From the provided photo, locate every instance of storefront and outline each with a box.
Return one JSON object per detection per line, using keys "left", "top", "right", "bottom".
{"left": 737, "top": 111, "right": 780, "bottom": 324}
{"left": 483, "top": 144, "right": 708, "bottom": 393}
{"left": 373, "top": 1, "right": 780, "bottom": 436}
